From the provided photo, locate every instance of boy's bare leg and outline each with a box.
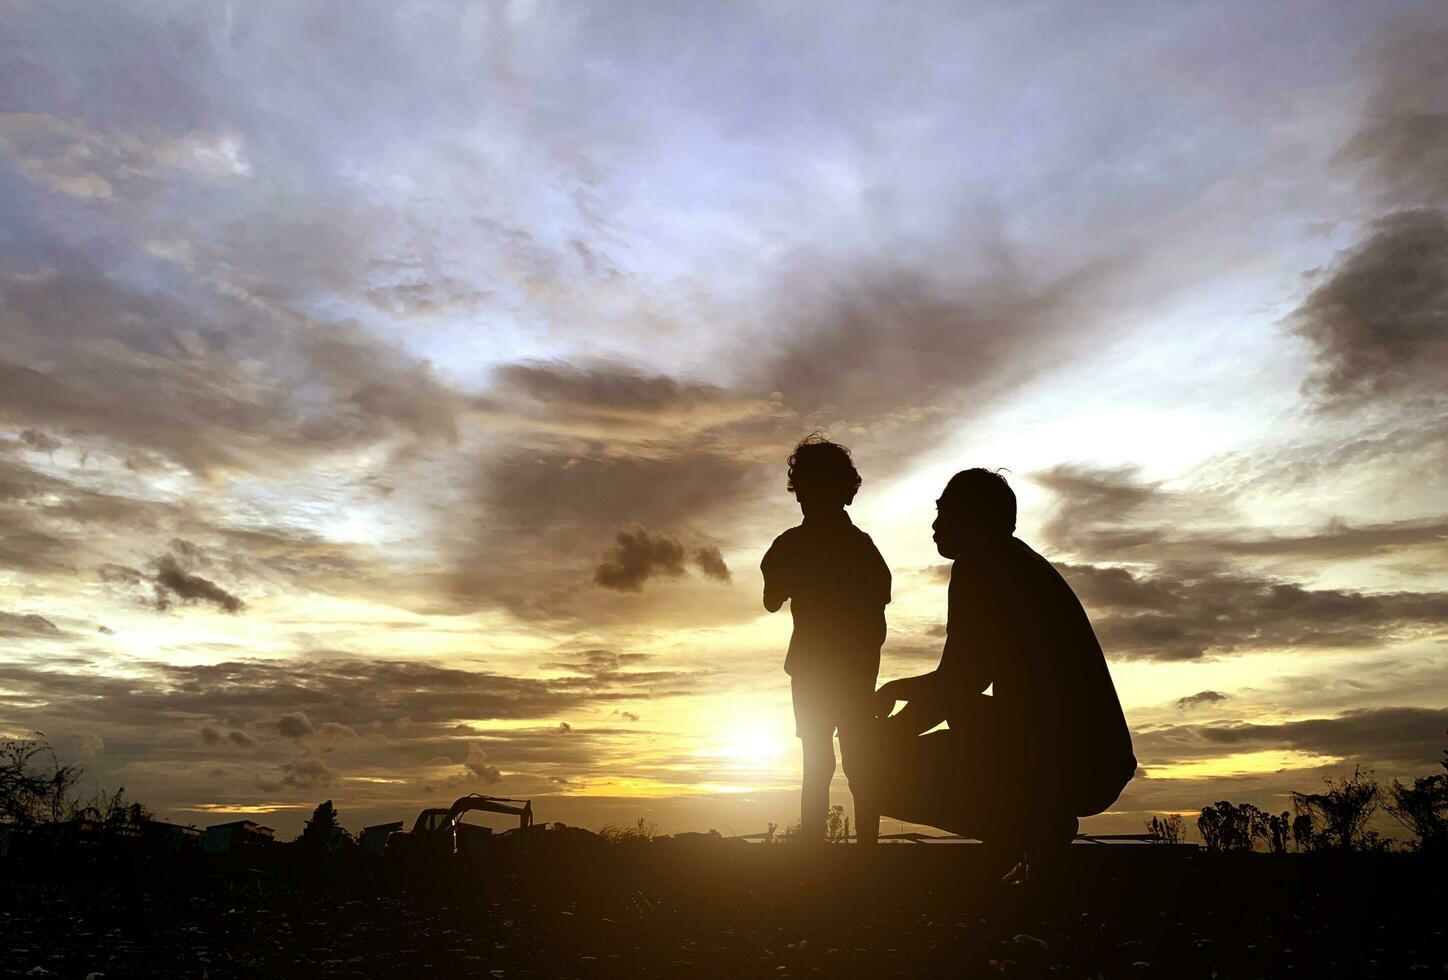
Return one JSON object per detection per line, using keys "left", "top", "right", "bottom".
{"left": 853, "top": 797, "right": 879, "bottom": 845}
{"left": 840, "top": 713, "right": 881, "bottom": 845}
{"left": 799, "top": 732, "right": 835, "bottom": 843}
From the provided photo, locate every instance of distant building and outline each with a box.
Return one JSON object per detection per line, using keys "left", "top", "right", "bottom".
{"left": 143, "top": 819, "right": 202, "bottom": 852}
{"left": 360, "top": 821, "right": 404, "bottom": 857}
{"left": 203, "top": 819, "right": 276, "bottom": 854}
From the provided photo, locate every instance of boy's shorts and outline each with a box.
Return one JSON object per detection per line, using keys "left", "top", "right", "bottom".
{"left": 791, "top": 671, "right": 876, "bottom": 741}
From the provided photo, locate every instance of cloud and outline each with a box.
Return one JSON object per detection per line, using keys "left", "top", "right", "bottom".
{"left": 1061, "top": 561, "right": 1448, "bottom": 661}
{"left": 0, "top": 610, "right": 61, "bottom": 639}
{"left": 556, "top": 722, "right": 573, "bottom": 734}
{"left": 1034, "top": 463, "right": 1448, "bottom": 567}
{"left": 0, "top": 261, "right": 476, "bottom": 478}
{"left": 1034, "top": 463, "right": 1165, "bottom": 555}
{"left": 277, "top": 712, "right": 316, "bottom": 739}
{"left": 1295, "top": 209, "right": 1448, "bottom": 406}
{"left": 0, "top": 654, "right": 689, "bottom": 737}
{"left": 1134, "top": 706, "right": 1448, "bottom": 769}
{"left": 19, "top": 429, "right": 60, "bottom": 454}
{"left": 228, "top": 730, "right": 258, "bottom": 748}
{"left": 692, "top": 545, "right": 731, "bottom": 582}
{"left": 69, "top": 731, "right": 104, "bottom": 756}
{"left": 1341, "top": 5, "right": 1448, "bottom": 209}
{"left": 496, "top": 361, "right": 764, "bottom": 433}
{"left": 320, "top": 721, "right": 358, "bottom": 739}
{"left": 1177, "top": 691, "right": 1230, "bottom": 711}
{"left": 593, "top": 524, "right": 689, "bottom": 593}
{"left": 199, "top": 726, "right": 223, "bottom": 746}
{"left": 1294, "top": 8, "right": 1448, "bottom": 412}
{"left": 0, "top": 113, "right": 249, "bottom": 200}
{"left": 153, "top": 554, "right": 244, "bottom": 613}
{"left": 277, "top": 758, "right": 334, "bottom": 790}
{"left": 463, "top": 743, "right": 501, "bottom": 784}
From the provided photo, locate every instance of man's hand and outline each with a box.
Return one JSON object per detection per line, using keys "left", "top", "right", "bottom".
{"left": 872, "top": 677, "right": 913, "bottom": 718}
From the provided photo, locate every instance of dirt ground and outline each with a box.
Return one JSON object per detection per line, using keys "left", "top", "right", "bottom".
{"left": 2, "top": 841, "right": 1443, "bottom": 978}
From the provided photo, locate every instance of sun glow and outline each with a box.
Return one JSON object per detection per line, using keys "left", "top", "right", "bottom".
{"left": 695, "top": 717, "right": 793, "bottom": 771}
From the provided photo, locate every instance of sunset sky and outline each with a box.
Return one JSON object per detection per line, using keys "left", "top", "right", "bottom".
{"left": 2, "top": 0, "right": 1446, "bottom": 839}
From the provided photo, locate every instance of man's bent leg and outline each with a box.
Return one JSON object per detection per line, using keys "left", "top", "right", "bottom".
{"left": 871, "top": 727, "right": 1003, "bottom": 838}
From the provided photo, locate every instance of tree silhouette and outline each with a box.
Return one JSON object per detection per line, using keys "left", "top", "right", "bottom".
{"left": 1384, "top": 732, "right": 1447, "bottom": 852}
{"left": 1265, "top": 811, "right": 1291, "bottom": 854}
{"left": 1291, "top": 766, "right": 1385, "bottom": 852}
{"left": 1145, "top": 814, "right": 1185, "bottom": 844}
{"left": 0, "top": 737, "right": 82, "bottom": 827}
{"left": 298, "top": 799, "right": 351, "bottom": 851}
{"left": 1197, "top": 801, "right": 1268, "bottom": 852}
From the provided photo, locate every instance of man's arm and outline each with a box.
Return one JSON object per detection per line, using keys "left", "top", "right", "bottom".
{"left": 874, "top": 672, "right": 948, "bottom": 735}
{"left": 939, "top": 566, "right": 993, "bottom": 695}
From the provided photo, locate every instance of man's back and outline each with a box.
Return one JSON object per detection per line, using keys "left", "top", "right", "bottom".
{"left": 945, "top": 537, "right": 1135, "bottom": 807}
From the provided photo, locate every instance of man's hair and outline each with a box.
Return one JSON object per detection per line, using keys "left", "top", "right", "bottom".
{"left": 786, "top": 434, "right": 862, "bottom": 504}
{"left": 940, "top": 468, "right": 1016, "bottom": 536}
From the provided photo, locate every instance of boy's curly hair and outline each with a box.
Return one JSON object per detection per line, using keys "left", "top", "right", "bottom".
{"left": 786, "top": 434, "right": 862, "bottom": 504}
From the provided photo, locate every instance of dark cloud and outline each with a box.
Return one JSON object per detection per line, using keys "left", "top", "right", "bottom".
{"left": 227, "top": 730, "right": 258, "bottom": 748}
{"left": 0, "top": 610, "right": 61, "bottom": 638}
{"left": 748, "top": 260, "right": 1112, "bottom": 467}
{"left": 593, "top": 524, "right": 688, "bottom": 593}
{"left": 497, "top": 361, "right": 751, "bottom": 423}
{"left": 1296, "top": 9, "right": 1448, "bottom": 410}
{"left": 153, "top": 554, "right": 244, "bottom": 613}
{"left": 199, "top": 726, "right": 223, "bottom": 746}
{"left": 1134, "top": 706, "right": 1448, "bottom": 769}
{"left": 19, "top": 429, "right": 60, "bottom": 454}
{"left": 1061, "top": 561, "right": 1448, "bottom": 661}
{"left": 1216, "top": 516, "right": 1448, "bottom": 562}
{"left": 1034, "top": 464, "right": 1165, "bottom": 555}
{"left": 1295, "top": 209, "right": 1448, "bottom": 406}
{"left": 1343, "top": 5, "right": 1448, "bottom": 209}
{"left": 0, "top": 653, "right": 690, "bottom": 736}
{"left": 556, "top": 722, "right": 573, "bottom": 734}
{"left": 1035, "top": 463, "right": 1448, "bottom": 568}
{"left": 1177, "top": 690, "right": 1230, "bottom": 711}
{"left": 277, "top": 712, "right": 315, "bottom": 739}
{"left": 692, "top": 545, "right": 731, "bottom": 582}
{"left": 275, "top": 759, "right": 335, "bottom": 790}
{"left": 0, "top": 263, "right": 475, "bottom": 477}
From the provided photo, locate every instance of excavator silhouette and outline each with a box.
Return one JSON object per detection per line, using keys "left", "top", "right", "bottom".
{"left": 384, "top": 794, "right": 534, "bottom": 867}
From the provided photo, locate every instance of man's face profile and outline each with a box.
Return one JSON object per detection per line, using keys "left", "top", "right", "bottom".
{"left": 932, "top": 499, "right": 966, "bottom": 560}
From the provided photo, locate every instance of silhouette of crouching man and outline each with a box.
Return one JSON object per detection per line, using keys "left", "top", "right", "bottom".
{"left": 858, "top": 469, "right": 1136, "bottom": 876}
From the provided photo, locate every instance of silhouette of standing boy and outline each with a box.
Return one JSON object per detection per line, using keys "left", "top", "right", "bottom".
{"left": 761, "top": 436, "right": 891, "bottom": 845}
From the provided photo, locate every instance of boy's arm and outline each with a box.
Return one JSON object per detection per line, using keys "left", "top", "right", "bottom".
{"left": 760, "top": 536, "right": 790, "bottom": 613}
{"left": 867, "top": 535, "right": 892, "bottom": 606}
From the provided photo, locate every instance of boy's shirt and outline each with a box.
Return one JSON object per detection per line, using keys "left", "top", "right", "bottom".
{"left": 760, "top": 511, "right": 891, "bottom": 679}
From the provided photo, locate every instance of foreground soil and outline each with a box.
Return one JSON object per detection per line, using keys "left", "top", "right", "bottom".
{"left": 3, "top": 840, "right": 1444, "bottom": 978}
